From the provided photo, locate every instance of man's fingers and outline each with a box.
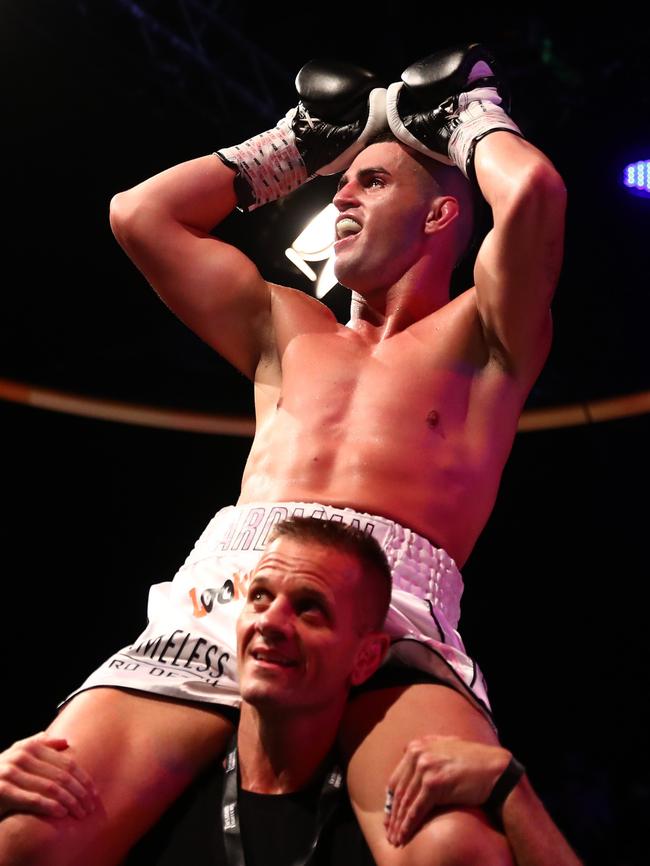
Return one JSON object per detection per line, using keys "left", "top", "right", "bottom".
{"left": 385, "top": 747, "right": 419, "bottom": 844}
{"left": 30, "top": 744, "right": 98, "bottom": 800}
{"left": 0, "top": 767, "right": 80, "bottom": 819}
{"left": 385, "top": 752, "right": 409, "bottom": 840}
{"left": 0, "top": 736, "right": 99, "bottom": 820}
{"left": 388, "top": 766, "right": 422, "bottom": 845}
{"left": 34, "top": 733, "right": 69, "bottom": 750}
{"left": 29, "top": 756, "right": 97, "bottom": 817}
{"left": 0, "top": 782, "right": 69, "bottom": 819}
{"left": 394, "top": 787, "right": 432, "bottom": 846}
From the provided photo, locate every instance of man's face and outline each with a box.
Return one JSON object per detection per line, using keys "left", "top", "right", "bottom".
{"left": 332, "top": 141, "right": 435, "bottom": 295}
{"left": 237, "top": 536, "right": 376, "bottom": 713}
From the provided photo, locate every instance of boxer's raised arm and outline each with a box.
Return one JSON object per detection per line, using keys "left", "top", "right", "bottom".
{"left": 110, "top": 61, "right": 388, "bottom": 380}
{"left": 471, "top": 130, "right": 565, "bottom": 379}
{"left": 387, "top": 44, "right": 566, "bottom": 379}
{"left": 110, "top": 155, "right": 271, "bottom": 379}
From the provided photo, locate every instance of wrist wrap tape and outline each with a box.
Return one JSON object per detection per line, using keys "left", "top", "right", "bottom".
{"left": 217, "top": 118, "right": 309, "bottom": 211}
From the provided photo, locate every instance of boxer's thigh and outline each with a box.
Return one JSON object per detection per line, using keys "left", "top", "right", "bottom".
{"left": 0, "top": 687, "right": 234, "bottom": 866}
{"left": 340, "top": 684, "right": 511, "bottom": 866}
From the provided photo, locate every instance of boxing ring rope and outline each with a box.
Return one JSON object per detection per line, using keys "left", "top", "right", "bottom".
{"left": 1, "top": 376, "right": 649, "bottom": 436}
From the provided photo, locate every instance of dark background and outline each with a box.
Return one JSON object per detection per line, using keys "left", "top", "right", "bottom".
{"left": 1, "top": 3, "right": 649, "bottom": 864}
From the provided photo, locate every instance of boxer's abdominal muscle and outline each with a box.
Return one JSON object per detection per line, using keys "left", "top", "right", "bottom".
{"left": 239, "top": 315, "right": 523, "bottom": 568}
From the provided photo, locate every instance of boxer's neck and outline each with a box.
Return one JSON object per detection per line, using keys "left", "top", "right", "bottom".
{"left": 348, "top": 265, "right": 452, "bottom": 339}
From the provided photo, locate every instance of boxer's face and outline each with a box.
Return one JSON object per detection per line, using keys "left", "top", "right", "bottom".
{"left": 332, "top": 141, "right": 434, "bottom": 296}
{"left": 237, "top": 536, "right": 378, "bottom": 713}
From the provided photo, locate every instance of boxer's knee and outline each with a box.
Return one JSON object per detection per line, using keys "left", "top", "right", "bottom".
{"left": 432, "top": 808, "right": 513, "bottom": 866}
{"left": 373, "top": 808, "right": 513, "bottom": 866}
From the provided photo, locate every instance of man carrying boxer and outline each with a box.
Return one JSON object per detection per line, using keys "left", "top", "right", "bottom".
{"left": 127, "top": 514, "right": 392, "bottom": 865}
{"left": 0, "top": 44, "right": 566, "bottom": 866}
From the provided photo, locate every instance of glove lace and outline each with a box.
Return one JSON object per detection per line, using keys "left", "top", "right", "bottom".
{"left": 300, "top": 103, "right": 316, "bottom": 130}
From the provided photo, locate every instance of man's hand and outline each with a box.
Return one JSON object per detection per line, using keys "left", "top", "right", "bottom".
{"left": 384, "top": 734, "right": 511, "bottom": 847}
{"left": 217, "top": 59, "right": 387, "bottom": 210}
{"left": 386, "top": 43, "right": 521, "bottom": 179}
{"left": 0, "top": 733, "right": 98, "bottom": 820}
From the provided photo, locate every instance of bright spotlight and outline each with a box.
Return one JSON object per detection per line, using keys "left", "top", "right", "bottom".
{"left": 285, "top": 203, "right": 338, "bottom": 296}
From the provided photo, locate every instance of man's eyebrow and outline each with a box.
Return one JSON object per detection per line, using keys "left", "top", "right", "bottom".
{"left": 295, "top": 584, "right": 330, "bottom": 603}
{"left": 293, "top": 584, "right": 335, "bottom": 616}
{"left": 248, "top": 574, "right": 271, "bottom": 590}
{"left": 336, "top": 166, "right": 391, "bottom": 192}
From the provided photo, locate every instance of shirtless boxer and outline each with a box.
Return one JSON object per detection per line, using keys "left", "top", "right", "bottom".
{"left": 0, "top": 44, "right": 566, "bottom": 866}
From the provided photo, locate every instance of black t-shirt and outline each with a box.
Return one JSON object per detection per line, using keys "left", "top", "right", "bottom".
{"left": 127, "top": 759, "right": 376, "bottom": 866}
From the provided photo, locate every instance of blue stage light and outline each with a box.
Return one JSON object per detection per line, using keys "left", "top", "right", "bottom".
{"left": 623, "top": 160, "right": 650, "bottom": 198}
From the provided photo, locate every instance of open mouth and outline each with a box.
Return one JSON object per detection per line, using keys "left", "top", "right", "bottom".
{"left": 335, "top": 217, "right": 362, "bottom": 241}
{"left": 251, "top": 650, "right": 297, "bottom": 668}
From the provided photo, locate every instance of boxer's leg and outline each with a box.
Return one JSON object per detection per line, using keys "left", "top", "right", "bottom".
{"left": 340, "top": 684, "right": 513, "bottom": 866}
{"left": 0, "top": 687, "right": 234, "bottom": 866}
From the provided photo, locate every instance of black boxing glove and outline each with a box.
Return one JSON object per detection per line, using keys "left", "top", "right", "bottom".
{"left": 217, "top": 59, "right": 387, "bottom": 211}
{"left": 386, "top": 44, "right": 521, "bottom": 180}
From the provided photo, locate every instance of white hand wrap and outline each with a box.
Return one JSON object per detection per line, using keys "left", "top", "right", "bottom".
{"left": 447, "top": 86, "right": 522, "bottom": 178}
{"left": 217, "top": 110, "right": 309, "bottom": 211}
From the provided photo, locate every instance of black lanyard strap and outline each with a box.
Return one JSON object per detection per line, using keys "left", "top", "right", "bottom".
{"left": 221, "top": 736, "right": 344, "bottom": 866}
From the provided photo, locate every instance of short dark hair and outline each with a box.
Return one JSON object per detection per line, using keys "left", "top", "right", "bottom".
{"left": 268, "top": 516, "right": 392, "bottom": 632}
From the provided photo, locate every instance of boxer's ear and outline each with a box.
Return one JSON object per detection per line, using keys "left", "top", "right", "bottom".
{"left": 424, "top": 195, "right": 459, "bottom": 236}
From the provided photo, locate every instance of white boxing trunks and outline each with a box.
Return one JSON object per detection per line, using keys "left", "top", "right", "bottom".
{"left": 66, "top": 502, "right": 492, "bottom": 722}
